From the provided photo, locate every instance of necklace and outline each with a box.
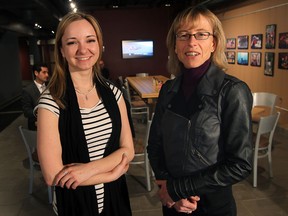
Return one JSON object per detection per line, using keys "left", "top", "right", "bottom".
{"left": 75, "top": 85, "right": 95, "bottom": 100}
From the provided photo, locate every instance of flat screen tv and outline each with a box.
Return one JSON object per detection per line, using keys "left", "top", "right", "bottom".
{"left": 121, "top": 40, "right": 153, "bottom": 59}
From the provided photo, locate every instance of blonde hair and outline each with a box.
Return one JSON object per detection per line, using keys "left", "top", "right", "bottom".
{"left": 47, "top": 12, "right": 104, "bottom": 109}
{"left": 166, "top": 6, "right": 227, "bottom": 76}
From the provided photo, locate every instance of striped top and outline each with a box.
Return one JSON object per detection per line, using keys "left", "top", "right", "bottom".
{"left": 36, "top": 84, "right": 122, "bottom": 214}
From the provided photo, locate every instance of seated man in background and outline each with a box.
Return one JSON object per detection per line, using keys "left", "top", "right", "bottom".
{"left": 22, "top": 63, "right": 49, "bottom": 131}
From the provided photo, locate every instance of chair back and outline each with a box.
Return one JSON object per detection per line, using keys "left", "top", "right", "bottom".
{"left": 118, "top": 76, "right": 123, "bottom": 85}
{"left": 255, "top": 111, "right": 280, "bottom": 151}
{"left": 18, "top": 125, "right": 53, "bottom": 203}
{"left": 19, "top": 126, "right": 37, "bottom": 165}
{"left": 122, "top": 79, "right": 132, "bottom": 103}
{"left": 136, "top": 73, "right": 149, "bottom": 77}
{"left": 252, "top": 92, "right": 278, "bottom": 114}
{"left": 144, "top": 119, "right": 152, "bottom": 147}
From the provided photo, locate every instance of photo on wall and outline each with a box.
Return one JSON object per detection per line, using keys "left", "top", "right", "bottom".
{"left": 278, "top": 53, "right": 288, "bottom": 70}
{"left": 237, "top": 35, "right": 249, "bottom": 49}
{"left": 265, "top": 24, "right": 276, "bottom": 49}
{"left": 251, "top": 34, "right": 263, "bottom": 49}
{"left": 264, "top": 52, "right": 275, "bottom": 76}
{"left": 279, "top": 32, "right": 288, "bottom": 49}
{"left": 226, "top": 38, "right": 236, "bottom": 49}
{"left": 250, "top": 52, "right": 261, "bottom": 67}
{"left": 237, "top": 52, "right": 249, "bottom": 65}
{"left": 226, "top": 51, "right": 235, "bottom": 64}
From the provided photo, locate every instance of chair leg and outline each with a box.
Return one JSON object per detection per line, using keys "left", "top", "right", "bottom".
{"left": 144, "top": 151, "right": 151, "bottom": 191}
{"left": 253, "top": 157, "right": 258, "bottom": 187}
{"left": 268, "top": 152, "right": 273, "bottom": 178}
{"left": 29, "top": 166, "right": 34, "bottom": 194}
{"left": 48, "top": 186, "right": 53, "bottom": 204}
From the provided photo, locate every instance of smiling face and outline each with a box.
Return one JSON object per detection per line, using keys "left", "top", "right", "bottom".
{"left": 175, "top": 14, "right": 215, "bottom": 69}
{"left": 60, "top": 19, "right": 99, "bottom": 72}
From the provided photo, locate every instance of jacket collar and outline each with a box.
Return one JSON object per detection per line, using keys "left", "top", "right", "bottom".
{"left": 167, "top": 63, "right": 225, "bottom": 97}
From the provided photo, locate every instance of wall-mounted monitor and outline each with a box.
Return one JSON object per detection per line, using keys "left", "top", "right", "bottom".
{"left": 121, "top": 40, "right": 153, "bottom": 59}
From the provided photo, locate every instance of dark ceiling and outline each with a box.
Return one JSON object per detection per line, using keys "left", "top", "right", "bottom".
{"left": 0, "top": 0, "right": 260, "bottom": 39}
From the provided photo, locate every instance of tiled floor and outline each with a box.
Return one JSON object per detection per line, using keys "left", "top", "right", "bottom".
{"left": 0, "top": 114, "right": 288, "bottom": 216}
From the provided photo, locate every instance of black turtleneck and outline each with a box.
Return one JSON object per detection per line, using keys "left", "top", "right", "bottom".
{"left": 182, "top": 59, "right": 211, "bottom": 101}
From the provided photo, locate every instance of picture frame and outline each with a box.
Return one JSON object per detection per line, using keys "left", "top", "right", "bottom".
{"left": 226, "top": 38, "right": 236, "bottom": 49}
{"left": 237, "top": 35, "right": 249, "bottom": 49}
{"left": 237, "top": 52, "right": 249, "bottom": 65}
{"left": 251, "top": 34, "right": 263, "bottom": 49}
{"left": 226, "top": 51, "right": 235, "bottom": 64}
{"left": 250, "top": 52, "right": 261, "bottom": 67}
{"left": 279, "top": 32, "right": 288, "bottom": 49}
{"left": 264, "top": 52, "right": 275, "bottom": 76}
{"left": 265, "top": 24, "right": 276, "bottom": 49}
{"left": 278, "top": 52, "right": 288, "bottom": 69}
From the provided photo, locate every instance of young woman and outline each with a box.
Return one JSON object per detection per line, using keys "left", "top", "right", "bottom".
{"left": 36, "top": 12, "right": 134, "bottom": 216}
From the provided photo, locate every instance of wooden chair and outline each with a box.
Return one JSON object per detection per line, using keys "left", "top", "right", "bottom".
{"left": 130, "top": 119, "right": 152, "bottom": 191}
{"left": 252, "top": 111, "right": 280, "bottom": 187}
{"left": 122, "top": 79, "right": 149, "bottom": 122}
{"left": 19, "top": 126, "right": 53, "bottom": 203}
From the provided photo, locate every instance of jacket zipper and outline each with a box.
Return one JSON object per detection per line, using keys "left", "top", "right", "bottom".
{"left": 195, "top": 148, "right": 210, "bottom": 166}
{"left": 186, "top": 120, "right": 191, "bottom": 146}
{"left": 187, "top": 119, "right": 210, "bottom": 166}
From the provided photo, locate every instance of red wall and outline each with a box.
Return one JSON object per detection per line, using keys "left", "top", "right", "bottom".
{"left": 19, "top": 38, "right": 32, "bottom": 80}
{"left": 92, "top": 7, "right": 173, "bottom": 81}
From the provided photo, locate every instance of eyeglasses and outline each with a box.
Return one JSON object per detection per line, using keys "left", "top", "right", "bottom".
{"left": 176, "top": 32, "right": 213, "bottom": 41}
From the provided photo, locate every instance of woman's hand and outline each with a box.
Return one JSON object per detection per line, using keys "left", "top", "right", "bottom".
{"left": 54, "top": 163, "right": 92, "bottom": 189}
{"left": 54, "top": 153, "right": 129, "bottom": 189}
{"left": 173, "top": 196, "right": 200, "bottom": 214}
{"left": 156, "top": 179, "right": 200, "bottom": 214}
{"left": 156, "top": 180, "right": 175, "bottom": 208}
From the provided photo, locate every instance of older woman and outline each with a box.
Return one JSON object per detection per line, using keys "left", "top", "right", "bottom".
{"left": 36, "top": 12, "right": 134, "bottom": 216}
{"left": 147, "top": 6, "right": 253, "bottom": 216}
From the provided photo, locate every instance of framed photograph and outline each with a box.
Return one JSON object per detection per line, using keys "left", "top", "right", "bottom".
{"left": 250, "top": 52, "right": 261, "bottom": 67}
{"left": 279, "top": 32, "right": 288, "bottom": 49}
{"left": 226, "top": 38, "right": 236, "bottom": 49}
{"left": 251, "top": 34, "right": 263, "bottom": 49}
{"left": 237, "top": 35, "right": 249, "bottom": 49}
{"left": 264, "top": 52, "right": 275, "bottom": 76}
{"left": 278, "top": 52, "right": 288, "bottom": 69}
{"left": 265, "top": 24, "right": 276, "bottom": 49}
{"left": 226, "top": 51, "right": 235, "bottom": 64}
{"left": 237, "top": 52, "right": 249, "bottom": 65}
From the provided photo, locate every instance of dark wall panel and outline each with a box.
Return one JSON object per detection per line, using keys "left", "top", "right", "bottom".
{"left": 0, "top": 32, "right": 22, "bottom": 108}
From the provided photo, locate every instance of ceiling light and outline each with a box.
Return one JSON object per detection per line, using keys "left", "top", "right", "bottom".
{"left": 70, "top": 2, "right": 76, "bottom": 9}
{"left": 34, "top": 23, "right": 42, "bottom": 29}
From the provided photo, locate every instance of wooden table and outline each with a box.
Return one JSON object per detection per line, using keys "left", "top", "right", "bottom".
{"left": 252, "top": 107, "right": 266, "bottom": 122}
{"left": 126, "top": 75, "right": 169, "bottom": 104}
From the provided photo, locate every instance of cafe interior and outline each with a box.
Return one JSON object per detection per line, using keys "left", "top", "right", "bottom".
{"left": 0, "top": 0, "right": 288, "bottom": 215}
